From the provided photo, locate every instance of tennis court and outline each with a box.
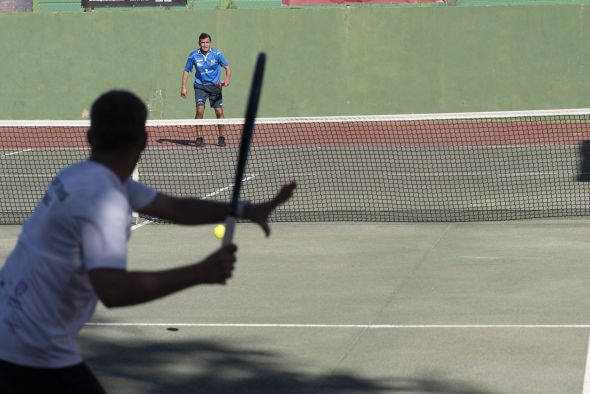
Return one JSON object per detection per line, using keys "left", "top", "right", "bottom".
{"left": 3, "top": 219, "right": 590, "bottom": 393}
{"left": 5, "top": 0, "right": 590, "bottom": 391}
{"left": 3, "top": 113, "right": 590, "bottom": 393}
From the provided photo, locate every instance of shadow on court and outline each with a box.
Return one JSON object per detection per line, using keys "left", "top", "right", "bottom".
{"left": 81, "top": 330, "right": 497, "bottom": 394}
{"left": 155, "top": 138, "right": 224, "bottom": 148}
{"left": 156, "top": 138, "right": 196, "bottom": 147}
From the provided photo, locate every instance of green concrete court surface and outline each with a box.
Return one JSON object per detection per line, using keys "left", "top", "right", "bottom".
{"left": 3, "top": 219, "right": 590, "bottom": 393}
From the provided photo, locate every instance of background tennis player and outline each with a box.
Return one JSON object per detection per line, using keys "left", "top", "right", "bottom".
{"left": 181, "top": 32, "right": 231, "bottom": 147}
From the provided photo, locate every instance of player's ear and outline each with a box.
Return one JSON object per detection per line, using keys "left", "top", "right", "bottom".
{"left": 139, "top": 132, "right": 147, "bottom": 150}
{"left": 87, "top": 128, "right": 94, "bottom": 147}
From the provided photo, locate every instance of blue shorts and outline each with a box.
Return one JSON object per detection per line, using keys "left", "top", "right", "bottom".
{"left": 194, "top": 84, "right": 223, "bottom": 109}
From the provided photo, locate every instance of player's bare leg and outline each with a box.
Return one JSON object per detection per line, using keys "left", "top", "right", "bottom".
{"left": 195, "top": 106, "right": 205, "bottom": 147}
{"left": 215, "top": 107, "right": 225, "bottom": 147}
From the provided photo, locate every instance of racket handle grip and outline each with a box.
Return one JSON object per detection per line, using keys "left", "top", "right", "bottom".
{"left": 222, "top": 216, "right": 236, "bottom": 247}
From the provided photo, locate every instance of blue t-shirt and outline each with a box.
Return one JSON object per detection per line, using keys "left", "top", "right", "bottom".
{"left": 184, "top": 48, "right": 229, "bottom": 86}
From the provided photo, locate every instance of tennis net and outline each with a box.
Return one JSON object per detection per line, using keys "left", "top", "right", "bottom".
{"left": 1, "top": 109, "right": 590, "bottom": 224}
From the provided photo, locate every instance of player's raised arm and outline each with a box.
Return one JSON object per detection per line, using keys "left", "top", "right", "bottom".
{"left": 137, "top": 182, "right": 296, "bottom": 234}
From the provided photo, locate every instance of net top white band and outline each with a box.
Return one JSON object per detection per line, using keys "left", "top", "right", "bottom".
{"left": 2, "top": 108, "right": 590, "bottom": 127}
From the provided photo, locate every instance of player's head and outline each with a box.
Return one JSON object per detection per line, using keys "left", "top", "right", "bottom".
{"left": 198, "top": 33, "right": 212, "bottom": 52}
{"left": 88, "top": 90, "right": 147, "bottom": 154}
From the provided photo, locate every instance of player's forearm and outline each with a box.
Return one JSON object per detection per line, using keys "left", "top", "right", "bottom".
{"left": 92, "top": 264, "right": 214, "bottom": 307}
{"left": 153, "top": 197, "right": 228, "bottom": 224}
{"left": 181, "top": 71, "right": 190, "bottom": 88}
{"left": 172, "top": 198, "right": 231, "bottom": 224}
{"left": 139, "top": 194, "right": 246, "bottom": 225}
{"left": 91, "top": 245, "right": 237, "bottom": 307}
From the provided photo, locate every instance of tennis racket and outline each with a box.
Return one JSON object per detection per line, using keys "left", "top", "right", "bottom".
{"left": 222, "top": 53, "right": 266, "bottom": 246}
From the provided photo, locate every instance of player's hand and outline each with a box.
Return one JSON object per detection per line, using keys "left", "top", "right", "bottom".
{"left": 245, "top": 182, "right": 296, "bottom": 236}
{"left": 198, "top": 243, "right": 237, "bottom": 284}
{"left": 181, "top": 86, "right": 187, "bottom": 98}
{"left": 223, "top": 79, "right": 230, "bottom": 88}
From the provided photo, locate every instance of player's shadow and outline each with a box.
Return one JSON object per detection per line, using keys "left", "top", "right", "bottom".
{"left": 155, "top": 138, "right": 196, "bottom": 147}
{"left": 81, "top": 325, "right": 498, "bottom": 394}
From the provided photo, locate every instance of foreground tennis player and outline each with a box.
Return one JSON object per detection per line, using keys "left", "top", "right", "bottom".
{"left": 0, "top": 90, "right": 295, "bottom": 393}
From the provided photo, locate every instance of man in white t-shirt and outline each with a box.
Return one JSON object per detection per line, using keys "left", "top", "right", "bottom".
{"left": 0, "top": 90, "right": 295, "bottom": 393}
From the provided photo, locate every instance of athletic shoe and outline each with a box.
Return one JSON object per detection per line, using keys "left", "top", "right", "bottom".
{"left": 217, "top": 136, "right": 225, "bottom": 147}
{"left": 195, "top": 137, "right": 204, "bottom": 147}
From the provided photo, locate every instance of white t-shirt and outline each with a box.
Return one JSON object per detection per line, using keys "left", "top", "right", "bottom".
{"left": 0, "top": 160, "right": 157, "bottom": 368}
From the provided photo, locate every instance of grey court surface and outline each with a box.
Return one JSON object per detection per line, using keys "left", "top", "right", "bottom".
{"left": 3, "top": 145, "right": 589, "bottom": 224}
{"left": 3, "top": 219, "right": 590, "bottom": 393}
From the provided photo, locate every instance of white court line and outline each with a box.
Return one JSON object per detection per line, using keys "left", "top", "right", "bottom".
{"left": 460, "top": 256, "right": 553, "bottom": 261}
{"left": 583, "top": 334, "right": 590, "bottom": 394}
{"left": 130, "top": 175, "right": 257, "bottom": 232}
{"left": 1, "top": 149, "right": 32, "bottom": 157}
{"left": 274, "top": 171, "right": 572, "bottom": 178}
{"left": 201, "top": 175, "right": 256, "bottom": 199}
{"left": 85, "top": 322, "right": 590, "bottom": 329}
{"left": 384, "top": 171, "right": 568, "bottom": 177}
{"left": 139, "top": 173, "right": 214, "bottom": 177}
{"left": 131, "top": 221, "right": 152, "bottom": 231}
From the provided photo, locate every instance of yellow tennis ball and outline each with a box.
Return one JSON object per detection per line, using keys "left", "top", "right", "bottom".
{"left": 214, "top": 224, "right": 226, "bottom": 239}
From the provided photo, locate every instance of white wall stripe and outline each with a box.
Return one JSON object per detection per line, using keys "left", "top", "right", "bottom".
{"left": 3, "top": 108, "right": 590, "bottom": 128}
{"left": 85, "top": 323, "right": 590, "bottom": 329}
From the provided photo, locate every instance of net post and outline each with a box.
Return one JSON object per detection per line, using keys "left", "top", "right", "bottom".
{"left": 132, "top": 164, "right": 140, "bottom": 225}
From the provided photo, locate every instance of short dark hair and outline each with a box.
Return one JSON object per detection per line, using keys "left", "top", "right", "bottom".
{"left": 89, "top": 90, "right": 147, "bottom": 153}
{"left": 198, "top": 33, "right": 212, "bottom": 42}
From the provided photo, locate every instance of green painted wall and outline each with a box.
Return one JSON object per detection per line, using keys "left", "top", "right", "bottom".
{"left": 1, "top": 5, "right": 590, "bottom": 119}
{"left": 32, "top": 0, "right": 590, "bottom": 14}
